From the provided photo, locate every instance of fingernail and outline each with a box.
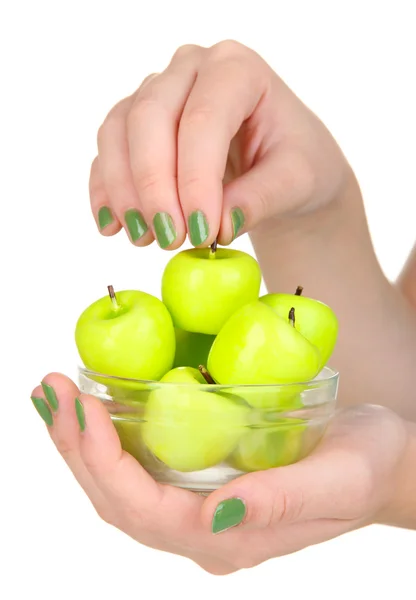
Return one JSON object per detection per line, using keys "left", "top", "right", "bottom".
{"left": 124, "top": 209, "right": 148, "bottom": 242}
{"left": 188, "top": 210, "right": 209, "bottom": 246}
{"left": 31, "top": 396, "right": 53, "bottom": 427}
{"left": 212, "top": 498, "right": 246, "bottom": 534}
{"left": 75, "top": 397, "right": 85, "bottom": 432}
{"left": 153, "top": 212, "right": 177, "bottom": 248}
{"left": 41, "top": 382, "right": 59, "bottom": 412}
{"left": 231, "top": 207, "right": 245, "bottom": 240}
{"left": 98, "top": 206, "right": 114, "bottom": 230}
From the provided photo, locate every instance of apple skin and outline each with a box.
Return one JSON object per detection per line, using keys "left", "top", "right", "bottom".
{"left": 226, "top": 385, "right": 305, "bottom": 411}
{"left": 142, "top": 367, "right": 250, "bottom": 472}
{"left": 173, "top": 328, "right": 216, "bottom": 369}
{"left": 75, "top": 290, "right": 175, "bottom": 381}
{"left": 229, "top": 418, "right": 306, "bottom": 472}
{"left": 207, "top": 301, "right": 321, "bottom": 387}
{"left": 260, "top": 293, "right": 338, "bottom": 369}
{"left": 161, "top": 248, "right": 261, "bottom": 335}
{"left": 113, "top": 419, "right": 167, "bottom": 474}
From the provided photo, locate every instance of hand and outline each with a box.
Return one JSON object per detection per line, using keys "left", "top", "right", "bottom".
{"left": 31, "top": 373, "right": 407, "bottom": 575}
{"left": 90, "top": 40, "right": 351, "bottom": 249}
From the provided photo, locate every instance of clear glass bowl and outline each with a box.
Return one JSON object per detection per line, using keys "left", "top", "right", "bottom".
{"left": 78, "top": 366, "right": 339, "bottom": 493}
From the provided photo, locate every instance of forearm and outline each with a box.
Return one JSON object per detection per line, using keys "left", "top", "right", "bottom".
{"left": 377, "top": 420, "right": 416, "bottom": 529}
{"left": 250, "top": 172, "right": 416, "bottom": 421}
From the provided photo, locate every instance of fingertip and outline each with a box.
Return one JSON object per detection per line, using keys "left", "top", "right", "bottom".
{"left": 152, "top": 211, "right": 186, "bottom": 250}
{"left": 31, "top": 384, "right": 43, "bottom": 399}
{"left": 124, "top": 226, "right": 155, "bottom": 247}
{"left": 41, "top": 371, "right": 80, "bottom": 393}
{"left": 201, "top": 474, "right": 253, "bottom": 533}
{"left": 96, "top": 206, "right": 122, "bottom": 236}
{"left": 202, "top": 490, "right": 248, "bottom": 535}
{"left": 220, "top": 185, "right": 248, "bottom": 245}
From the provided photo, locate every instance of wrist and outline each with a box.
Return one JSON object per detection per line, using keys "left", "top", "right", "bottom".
{"left": 250, "top": 168, "right": 370, "bottom": 264}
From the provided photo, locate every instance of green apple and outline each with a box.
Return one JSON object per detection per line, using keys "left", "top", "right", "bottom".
{"left": 260, "top": 287, "right": 338, "bottom": 369}
{"left": 113, "top": 419, "right": 147, "bottom": 463}
{"left": 173, "top": 328, "right": 216, "bottom": 369}
{"left": 207, "top": 301, "right": 321, "bottom": 389}
{"left": 225, "top": 385, "right": 305, "bottom": 411}
{"left": 113, "top": 418, "right": 165, "bottom": 473}
{"left": 75, "top": 287, "right": 175, "bottom": 381}
{"left": 229, "top": 418, "right": 306, "bottom": 472}
{"left": 142, "top": 367, "right": 250, "bottom": 472}
{"left": 161, "top": 247, "right": 261, "bottom": 335}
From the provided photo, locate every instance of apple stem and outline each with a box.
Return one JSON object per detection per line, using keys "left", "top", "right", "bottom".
{"left": 209, "top": 239, "right": 218, "bottom": 259}
{"left": 295, "top": 286, "right": 303, "bottom": 296}
{"left": 198, "top": 365, "right": 216, "bottom": 384}
{"left": 289, "top": 307, "right": 296, "bottom": 327}
{"left": 107, "top": 285, "right": 120, "bottom": 311}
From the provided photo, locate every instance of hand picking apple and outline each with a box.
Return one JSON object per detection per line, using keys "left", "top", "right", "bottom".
{"left": 30, "top": 40, "right": 416, "bottom": 572}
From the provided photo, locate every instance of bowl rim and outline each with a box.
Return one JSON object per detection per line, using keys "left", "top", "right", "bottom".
{"left": 77, "top": 364, "right": 339, "bottom": 390}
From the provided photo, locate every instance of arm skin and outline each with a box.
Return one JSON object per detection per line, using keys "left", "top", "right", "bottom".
{"left": 250, "top": 170, "right": 416, "bottom": 422}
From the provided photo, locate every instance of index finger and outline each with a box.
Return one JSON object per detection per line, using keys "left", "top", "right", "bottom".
{"left": 178, "top": 41, "right": 269, "bottom": 246}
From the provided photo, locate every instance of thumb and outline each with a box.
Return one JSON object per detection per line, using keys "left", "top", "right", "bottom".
{"left": 219, "top": 145, "right": 313, "bottom": 245}
{"left": 202, "top": 406, "right": 405, "bottom": 534}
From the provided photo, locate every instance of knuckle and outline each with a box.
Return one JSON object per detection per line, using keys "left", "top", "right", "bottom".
{"left": 272, "top": 487, "right": 305, "bottom": 524}
{"left": 128, "top": 95, "right": 159, "bottom": 125}
{"left": 81, "top": 453, "right": 101, "bottom": 478}
{"left": 97, "top": 101, "right": 127, "bottom": 147}
{"left": 54, "top": 438, "right": 76, "bottom": 464}
{"left": 172, "top": 43, "right": 201, "bottom": 61}
{"left": 209, "top": 39, "right": 247, "bottom": 60}
{"left": 250, "top": 472, "right": 305, "bottom": 527}
{"left": 181, "top": 104, "right": 214, "bottom": 128}
{"left": 133, "top": 169, "right": 165, "bottom": 195}
{"left": 267, "top": 488, "right": 288, "bottom": 526}
{"left": 179, "top": 169, "right": 204, "bottom": 198}
{"left": 96, "top": 122, "right": 106, "bottom": 149}
{"left": 137, "top": 72, "right": 158, "bottom": 91}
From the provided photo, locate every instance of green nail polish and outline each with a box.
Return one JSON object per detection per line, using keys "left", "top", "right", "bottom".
{"left": 212, "top": 498, "right": 246, "bottom": 534}
{"left": 41, "top": 382, "right": 59, "bottom": 412}
{"left": 231, "top": 207, "right": 245, "bottom": 240}
{"left": 31, "top": 396, "right": 53, "bottom": 427}
{"left": 124, "top": 209, "right": 148, "bottom": 242}
{"left": 153, "top": 212, "right": 177, "bottom": 248}
{"left": 98, "top": 206, "right": 114, "bottom": 230}
{"left": 75, "top": 398, "right": 85, "bottom": 432}
{"left": 188, "top": 210, "right": 209, "bottom": 246}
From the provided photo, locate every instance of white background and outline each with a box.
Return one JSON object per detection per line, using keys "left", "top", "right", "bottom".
{"left": 1, "top": 1, "right": 415, "bottom": 598}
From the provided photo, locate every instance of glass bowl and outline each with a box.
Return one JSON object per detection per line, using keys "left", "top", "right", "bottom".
{"left": 78, "top": 366, "right": 339, "bottom": 493}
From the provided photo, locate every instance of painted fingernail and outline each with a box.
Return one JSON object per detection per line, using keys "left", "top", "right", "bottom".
{"left": 212, "top": 498, "right": 246, "bottom": 534}
{"left": 75, "top": 397, "right": 85, "bottom": 432}
{"left": 124, "top": 209, "right": 148, "bottom": 242}
{"left": 31, "top": 396, "right": 53, "bottom": 427}
{"left": 153, "top": 212, "right": 177, "bottom": 248}
{"left": 41, "top": 382, "right": 59, "bottom": 412}
{"left": 98, "top": 206, "right": 114, "bottom": 230}
{"left": 188, "top": 210, "right": 209, "bottom": 246}
{"left": 231, "top": 207, "right": 245, "bottom": 240}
